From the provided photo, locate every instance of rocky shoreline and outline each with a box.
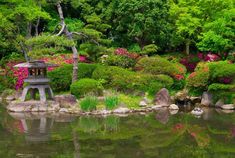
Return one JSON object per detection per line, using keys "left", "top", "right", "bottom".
{"left": 1, "top": 88, "right": 234, "bottom": 116}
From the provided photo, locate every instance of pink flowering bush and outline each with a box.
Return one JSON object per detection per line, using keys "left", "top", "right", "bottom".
{"left": 114, "top": 48, "right": 139, "bottom": 59}
{"left": 180, "top": 52, "right": 221, "bottom": 72}
{"left": 5, "top": 54, "right": 87, "bottom": 90}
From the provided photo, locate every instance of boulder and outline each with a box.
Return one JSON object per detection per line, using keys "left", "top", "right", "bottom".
{"left": 54, "top": 94, "right": 77, "bottom": 108}
{"left": 221, "top": 104, "right": 234, "bottom": 110}
{"left": 169, "top": 104, "right": 179, "bottom": 110}
{"left": 6, "top": 95, "right": 15, "bottom": 102}
{"left": 113, "top": 107, "right": 130, "bottom": 114}
{"left": 169, "top": 109, "right": 179, "bottom": 115}
{"left": 191, "top": 107, "right": 204, "bottom": 115}
{"left": 59, "top": 108, "right": 69, "bottom": 113}
{"left": 151, "top": 105, "right": 163, "bottom": 110}
{"left": 174, "top": 90, "right": 188, "bottom": 101}
{"left": 201, "top": 92, "right": 213, "bottom": 106}
{"left": 154, "top": 88, "right": 171, "bottom": 106}
{"left": 190, "top": 96, "right": 201, "bottom": 104}
{"left": 139, "top": 100, "right": 148, "bottom": 107}
{"left": 99, "top": 110, "right": 112, "bottom": 115}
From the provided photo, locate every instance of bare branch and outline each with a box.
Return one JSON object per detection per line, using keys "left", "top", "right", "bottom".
{"left": 56, "top": 22, "right": 65, "bottom": 36}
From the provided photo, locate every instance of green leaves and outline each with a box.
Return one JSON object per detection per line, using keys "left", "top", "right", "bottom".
{"left": 25, "top": 35, "right": 75, "bottom": 57}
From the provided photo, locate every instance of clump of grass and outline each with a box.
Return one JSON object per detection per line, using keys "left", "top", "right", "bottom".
{"left": 104, "top": 96, "right": 119, "bottom": 110}
{"left": 80, "top": 96, "right": 98, "bottom": 111}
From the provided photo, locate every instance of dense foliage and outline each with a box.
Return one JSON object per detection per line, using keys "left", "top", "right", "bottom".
{"left": 70, "top": 78, "right": 103, "bottom": 98}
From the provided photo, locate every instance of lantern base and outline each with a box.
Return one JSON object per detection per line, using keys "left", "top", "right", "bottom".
{"left": 21, "top": 85, "right": 54, "bottom": 102}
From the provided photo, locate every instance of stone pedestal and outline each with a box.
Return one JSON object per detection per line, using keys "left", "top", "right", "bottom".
{"left": 21, "top": 85, "right": 54, "bottom": 102}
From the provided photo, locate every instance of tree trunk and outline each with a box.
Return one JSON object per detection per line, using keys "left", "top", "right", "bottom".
{"left": 73, "top": 130, "right": 80, "bottom": 158}
{"left": 56, "top": 2, "right": 79, "bottom": 82}
{"left": 185, "top": 40, "right": 190, "bottom": 55}
{"left": 35, "top": 18, "right": 40, "bottom": 36}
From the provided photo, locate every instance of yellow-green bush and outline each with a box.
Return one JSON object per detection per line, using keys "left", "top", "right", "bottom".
{"left": 70, "top": 78, "right": 103, "bottom": 98}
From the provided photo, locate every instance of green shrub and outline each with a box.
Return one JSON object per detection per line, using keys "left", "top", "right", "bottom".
{"left": 207, "top": 61, "right": 235, "bottom": 80}
{"left": 148, "top": 81, "right": 164, "bottom": 95}
{"left": 141, "top": 44, "right": 158, "bottom": 55}
{"left": 104, "top": 96, "right": 119, "bottom": 110}
{"left": 92, "top": 66, "right": 130, "bottom": 85}
{"left": 48, "top": 64, "right": 73, "bottom": 92}
{"left": 147, "top": 75, "right": 174, "bottom": 95}
{"left": 70, "top": 78, "right": 103, "bottom": 98}
{"left": 103, "top": 54, "right": 136, "bottom": 68}
{"left": 135, "top": 56, "right": 186, "bottom": 77}
{"left": 208, "top": 83, "right": 235, "bottom": 91}
{"left": 80, "top": 96, "right": 98, "bottom": 111}
{"left": 48, "top": 63, "right": 99, "bottom": 92}
{"left": 77, "top": 63, "right": 99, "bottom": 79}
{"left": 0, "top": 76, "right": 7, "bottom": 93}
{"left": 93, "top": 65, "right": 174, "bottom": 93}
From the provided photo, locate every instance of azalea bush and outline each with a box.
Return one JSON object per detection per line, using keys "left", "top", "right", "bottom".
{"left": 180, "top": 52, "right": 221, "bottom": 72}
{"left": 4, "top": 54, "right": 87, "bottom": 90}
{"left": 101, "top": 48, "right": 139, "bottom": 68}
{"left": 187, "top": 61, "right": 235, "bottom": 102}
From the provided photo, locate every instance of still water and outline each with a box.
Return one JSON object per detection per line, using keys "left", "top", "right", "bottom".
{"left": 0, "top": 107, "right": 234, "bottom": 158}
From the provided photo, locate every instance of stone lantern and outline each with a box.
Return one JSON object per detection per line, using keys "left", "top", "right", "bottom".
{"left": 14, "top": 61, "right": 57, "bottom": 102}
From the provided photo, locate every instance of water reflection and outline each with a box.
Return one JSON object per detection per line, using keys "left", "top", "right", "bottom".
{"left": 0, "top": 108, "right": 234, "bottom": 158}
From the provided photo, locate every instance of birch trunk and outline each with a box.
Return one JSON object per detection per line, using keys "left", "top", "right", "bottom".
{"left": 56, "top": 2, "right": 78, "bottom": 82}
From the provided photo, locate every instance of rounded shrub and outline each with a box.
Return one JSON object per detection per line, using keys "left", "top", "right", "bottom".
{"left": 48, "top": 63, "right": 99, "bottom": 92}
{"left": 92, "top": 66, "right": 130, "bottom": 85}
{"left": 48, "top": 64, "right": 72, "bottom": 92}
{"left": 77, "top": 63, "right": 99, "bottom": 79}
{"left": 186, "top": 63, "right": 209, "bottom": 88}
{"left": 70, "top": 78, "right": 103, "bottom": 98}
{"left": 207, "top": 61, "right": 235, "bottom": 80}
{"left": 135, "top": 56, "right": 186, "bottom": 78}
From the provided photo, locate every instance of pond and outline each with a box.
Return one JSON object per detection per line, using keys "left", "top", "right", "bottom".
{"left": 0, "top": 106, "right": 234, "bottom": 158}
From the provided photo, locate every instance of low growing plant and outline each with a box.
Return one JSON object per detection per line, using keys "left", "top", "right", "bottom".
{"left": 80, "top": 96, "right": 98, "bottom": 111}
{"left": 104, "top": 96, "right": 119, "bottom": 110}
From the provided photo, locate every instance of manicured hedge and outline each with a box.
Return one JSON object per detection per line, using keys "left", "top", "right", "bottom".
{"left": 48, "top": 64, "right": 73, "bottom": 92}
{"left": 70, "top": 78, "right": 103, "bottom": 98}
{"left": 48, "top": 63, "right": 99, "bottom": 92}
{"left": 92, "top": 65, "right": 174, "bottom": 94}
{"left": 135, "top": 56, "right": 186, "bottom": 78}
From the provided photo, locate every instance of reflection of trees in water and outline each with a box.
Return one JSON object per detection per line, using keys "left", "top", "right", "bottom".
{"left": 0, "top": 109, "right": 234, "bottom": 157}
{"left": 75, "top": 116, "right": 120, "bottom": 133}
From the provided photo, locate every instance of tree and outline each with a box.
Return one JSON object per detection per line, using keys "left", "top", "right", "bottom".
{"left": 0, "top": 0, "right": 51, "bottom": 60}
{"left": 197, "top": 1, "right": 234, "bottom": 57}
{"left": 169, "top": 0, "right": 202, "bottom": 55}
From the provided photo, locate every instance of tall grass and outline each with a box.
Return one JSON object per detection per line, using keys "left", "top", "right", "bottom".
{"left": 80, "top": 96, "right": 98, "bottom": 111}
{"left": 104, "top": 96, "right": 119, "bottom": 110}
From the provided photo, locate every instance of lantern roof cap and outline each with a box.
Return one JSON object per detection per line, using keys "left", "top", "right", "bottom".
{"left": 14, "top": 60, "right": 58, "bottom": 68}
